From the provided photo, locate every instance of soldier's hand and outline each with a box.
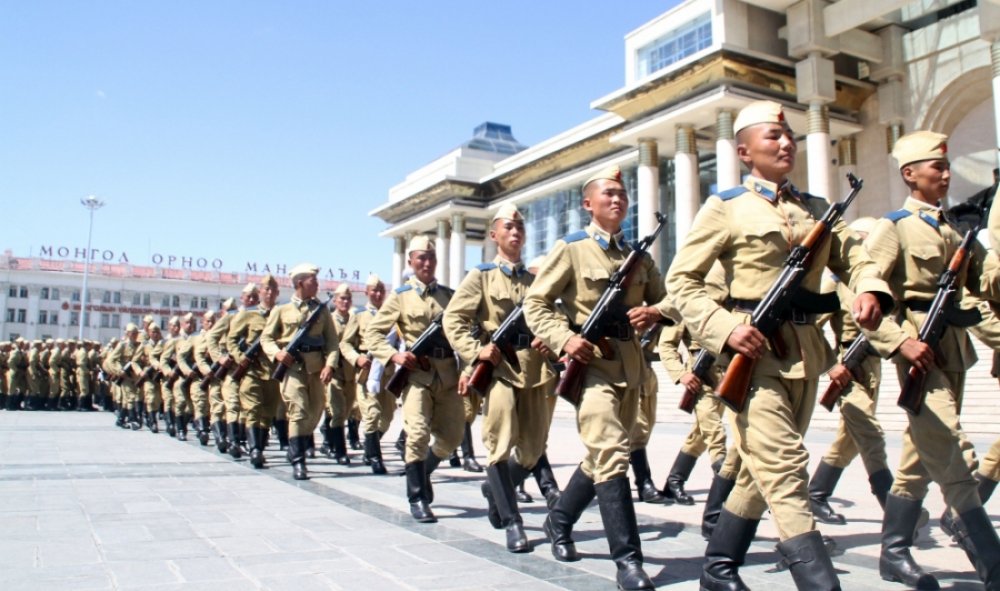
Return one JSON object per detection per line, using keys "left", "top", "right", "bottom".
{"left": 726, "top": 325, "right": 767, "bottom": 359}
{"left": 827, "top": 363, "right": 852, "bottom": 390}
{"left": 563, "top": 335, "right": 595, "bottom": 364}
{"left": 531, "top": 337, "right": 552, "bottom": 357}
{"left": 391, "top": 351, "right": 417, "bottom": 370}
{"left": 356, "top": 356, "right": 371, "bottom": 370}
{"left": 457, "top": 374, "right": 470, "bottom": 397}
{"left": 852, "top": 293, "right": 883, "bottom": 330}
{"left": 319, "top": 366, "right": 334, "bottom": 385}
{"left": 220, "top": 355, "right": 233, "bottom": 369}
{"left": 627, "top": 306, "right": 662, "bottom": 332}
{"left": 478, "top": 343, "right": 501, "bottom": 365}
{"left": 898, "top": 338, "right": 934, "bottom": 372}
{"left": 275, "top": 350, "right": 295, "bottom": 368}
{"left": 679, "top": 372, "right": 702, "bottom": 392}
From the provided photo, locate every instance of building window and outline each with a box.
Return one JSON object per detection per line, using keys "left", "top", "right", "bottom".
{"left": 162, "top": 295, "right": 170, "bottom": 307}
{"left": 38, "top": 310, "right": 48, "bottom": 324}
{"left": 102, "top": 291, "right": 111, "bottom": 304}
{"left": 113, "top": 291, "right": 121, "bottom": 304}
{"left": 100, "top": 313, "right": 110, "bottom": 328}
{"left": 132, "top": 292, "right": 141, "bottom": 305}
{"left": 40, "top": 333, "right": 52, "bottom": 340}
{"left": 172, "top": 295, "right": 180, "bottom": 308}
{"left": 8, "top": 332, "right": 19, "bottom": 341}
{"left": 72, "top": 290, "right": 80, "bottom": 302}
{"left": 143, "top": 293, "right": 151, "bottom": 306}
{"left": 51, "top": 288, "right": 59, "bottom": 300}
{"left": 200, "top": 297, "right": 208, "bottom": 309}
{"left": 5, "top": 309, "right": 14, "bottom": 322}
{"left": 8, "top": 285, "right": 17, "bottom": 297}
{"left": 111, "top": 314, "right": 121, "bottom": 329}
{"left": 70, "top": 312, "right": 80, "bottom": 326}
{"left": 636, "top": 12, "right": 712, "bottom": 78}
{"left": 83, "top": 311, "right": 91, "bottom": 326}
{"left": 40, "top": 287, "right": 49, "bottom": 299}
{"left": 16, "top": 309, "right": 26, "bottom": 323}
{"left": 49, "top": 312, "right": 58, "bottom": 325}
{"left": 130, "top": 314, "right": 140, "bottom": 326}
{"left": 18, "top": 286, "right": 27, "bottom": 298}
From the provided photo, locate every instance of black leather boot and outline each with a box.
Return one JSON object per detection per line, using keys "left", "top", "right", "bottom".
{"left": 248, "top": 426, "right": 265, "bottom": 469}
{"left": 197, "top": 417, "right": 210, "bottom": 445}
{"left": 532, "top": 453, "right": 562, "bottom": 510}
{"left": 460, "top": 422, "right": 483, "bottom": 472}
{"left": 952, "top": 505, "right": 1000, "bottom": 589}
{"left": 979, "top": 474, "right": 998, "bottom": 504}
{"left": 880, "top": 494, "right": 939, "bottom": 589}
{"left": 129, "top": 403, "right": 142, "bottom": 430}
{"left": 663, "top": 451, "right": 697, "bottom": 505}
{"left": 487, "top": 462, "right": 529, "bottom": 552}
{"left": 701, "top": 472, "right": 737, "bottom": 540}
{"left": 332, "top": 426, "right": 351, "bottom": 465}
{"left": 405, "top": 461, "right": 436, "bottom": 523}
{"left": 595, "top": 477, "right": 654, "bottom": 590}
{"left": 424, "top": 451, "right": 442, "bottom": 504}
{"left": 777, "top": 530, "right": 841, "bottom": 590}
{"left": 147, "top": 407, "right": 159, "bottom": 433}
{"left": 288, "top": 435, "right": 308, "bottom": 480}
{"left": 227, "top": 422, "right": 242, "bottom": 459}
{"left": 366, "top": 432, "right": 387, "bottom": 475}
{"left": 319, "top": 420, "right": 332, "bottom": 457}
{"left": 630, "top": 448, "right": 671, "bottom": 504}
{"left": 395, "top": 430, "right": 406, "bottom": 456}
{"left": 869, "top": 468, "right": 893, "bottom": 509}
{"left": 809, "top": 461, "right": 847, "bottom": 525}
{"left": 176, "top": 414, "right": 188, "bottom": 441}
{"left": 212, "top": 421, "right": 226, "bottom": 453}
{"left": 307, "top": 433, "right": 316, "bottom": 459}
{"left": 943, "top": 474, "right": 998, "bottom": 539}
{"left": 274, "top": 419, "right": 289, "bottom": 451}
{"left": 516, "top": 482, "right": 533, "bottom": 503}
{"left": 165, "top": 410, "right": 176, "bottom": 437}
{"left": 543, "top": 466, "right": 596, "bottom": 562}
{"left": 701, "top": 509, "right": 759, "bottom": 591}
{"left": 347, "top": 418, "right": 361, "bottom": 450}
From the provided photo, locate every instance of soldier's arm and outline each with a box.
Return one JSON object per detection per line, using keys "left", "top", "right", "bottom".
{"left": 657, "top": 322, "right": 688, "bottom": 384}
{"left": 194, "top": 337, "right": 213, "bottom": 375}
{"left": 366, "top": 292, "right": 403, "bottom": 365}
{"left": 859, "top": 220, "right": 908, "bottom": 357}
{"left": 443, "top": 268, "right": 487, "bottom": 366}
{"left": 339, "top": 312, "right": 363, "bottom": 367}
{"left": 827, "top": 216, "right": 894, "bottom": 311}
{"left": 177, "top": 340, "right": 196, "bottom": 376}
{"left": 205, "top": 317, "right": 228, "bottom": 360}
{"left": 225, "top": 314, "right": 248, "bottom": 367}
{"left": 523, "top": 240, "right": 577, "bottom": 355}
{"left": 260, "top": 306, "right": 283, "bottom": 361}
{"left": 968, "top": 293, "right": 1000, "bottom": 351}
{"left": 322, "top": 311, "right": 340, "bottom": 369}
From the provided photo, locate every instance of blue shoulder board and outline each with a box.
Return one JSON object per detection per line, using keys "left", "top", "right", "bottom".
{"left": 394, "top": 285, "right": 413, "bottom": 294}
{"left": 717, "top": 186, "right": 748, "bottom": 200}
{"left": 476, "top": 262, "right": 497, "bottom": 272}
{"left": 563, "top": 230, "right": 588, "bottom": 243}
{"left": 884, "top": 209, "right": 911, "bottom": 223}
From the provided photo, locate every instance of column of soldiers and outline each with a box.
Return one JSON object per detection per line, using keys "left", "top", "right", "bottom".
{"left": 0, "top": 338, "right": 104, "bottom": 412}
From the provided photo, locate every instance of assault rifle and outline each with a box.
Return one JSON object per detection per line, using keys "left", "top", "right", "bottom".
{"left": 679, "top": 349, "right": 716, "bottom": 414}
{"left": 716, "top": 174, "right": 864, "bottom": 413}
{"left": 112, "top": 361, "right": 134, "bottom": 385}
{"left": 897, "top": 227, "right": 982, "bottom": 415}
{"left": 135, "top": 365, "right": 159, "bottom": 388}
{"left": 467, "top": 304, "right": 527, "bottom": 396}
{"left": 385, "top": 313, "right": 447, "bottom": 397}
{"left": 212, "top": 338, "right": 246, "bottom": 381}
{"left": 181, "top": 367, "right": 203, "bottom": 389}
{"left": 272, "top": 295, "right": 334, "bottom": 382}
{"left": 199, "top": 361, "right": 221, "bottom": 392}
{"left": 819, "top": 335, "right": 872, "bottom": 411}
{"left": 164, "top": 361, "right": 182, "bottom": 388}
{"left": 231, "top": 338, "right": 262, "bottom": 381}
{"left": 555, "top": 212, "right": 667, "bottom": 407}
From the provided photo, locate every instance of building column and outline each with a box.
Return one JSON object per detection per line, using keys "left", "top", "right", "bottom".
{"left": 715, "top": 110, "right": 740, "bottom": 191}
{"left": 674, "top": 125, "right": 701, "bottom": 252}
{"left": 992, "top": 41, "right": 1000, "bottom": 164}
{"left": 449, "top": 213, "right": 466, "bottom": 287}
{"left": 838, "top": 136, "right": 858, "bottom": 220}
{"left": 436, "top": 219, "right": 450, "bottom": 286}
{"left": 392, "top": 236, "right": 405, "bottom": 288}
{"left": 806, "top": 102, "right": 832, "bottom": 199}
{"left": 638, "top": 138, "right": 661, "bottom": 266}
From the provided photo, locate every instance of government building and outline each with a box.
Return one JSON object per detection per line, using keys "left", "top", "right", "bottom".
{"left": 372, "top": 0, "right": 1000, "bottom": 435}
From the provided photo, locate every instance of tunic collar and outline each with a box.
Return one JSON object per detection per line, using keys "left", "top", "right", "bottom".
{"left": 587, "top": 222, "right": 628, "bottom": 251}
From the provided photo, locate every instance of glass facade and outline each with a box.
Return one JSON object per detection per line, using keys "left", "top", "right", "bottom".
{"left": 636, "top": 12, "right": 712, "bottom": 79}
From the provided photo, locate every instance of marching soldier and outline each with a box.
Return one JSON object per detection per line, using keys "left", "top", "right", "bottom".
{"left": 8, "top": 338, "right": 29, "bottom": 409}
{"left": 627, "top": 325, "right": 671, "bottom": 506}
{"left": 0, "top": 342, "right": 9, "bottom": 408}
{"left": 108, "top": 324, "right": 142, "bottom": 430}
{"left": 135, "top": 324, "right": 164, "bottom": 432}
{"left": 158, "top": 317, "right": 181, "bottom": 436}
{"left": 185, "top": 311, "right": 216, "bottom": 445}
{"left": 667, "top": 100, "right": 891, "bottom": 590}
{"left": 366, "top": 236, "right": 460, "bottom": 523}
{"left": 74, "top": 340, "right": 94, "bottom": 411}
{"left": 27, "top": 341, "right": 45, "bottom": 410}
{"left": 173, "top": 314, "right": 199, "bottom": 442}
{"left": 321, "top": 282, "right": 356, "bottom": 464}
{"left": 444, "top": 203, "right": 557, "bottom": 552}
{"left": 203, "top": 298, "right": 238, "bottom": 455}
{"left": 59, "top": 340, "right": 77, "bottom": 409}
{"left": 524, "top": 165, "right": 672, "bottom": 590}
{"left": 48, "top": 340, "right": 62, "bottom": 410}
{"left": 261, "top": 263, "right": 339, "bottom": 480}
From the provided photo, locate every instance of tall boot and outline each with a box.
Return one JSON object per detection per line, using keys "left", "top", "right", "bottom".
{"left": 943, "top": 473, "right": 998, "bottom": 538}
{"left": 288, "top": 435, "right": 308, "bottom": 480}
{"left": 347, "top": 418, "right": 361, "bottom": 450}
{"left": 701, "top": 509, "right": 759, "bottom": 591}
{"left": 879, "top": 494, "right": 939, "bottom": 590}
{"left": 129, "top": 402, "right": 142, "bottom": 430}
{"left": 395, "top": 429, "right": 407, "bottom": 456}
{"left": 166, "top": 410, "right": 177, "bottom": 437}
{"left": 248, "top": 426, "right": 265, "bottom": 469}
{"left": 197, "top": 417, "right": 210, "bottom": 446}
{"left": 319, "top": 420, "right": 332, "bottom": 457}
{"left": 486, "top": 462, "right": 529, "bottom": 553}
{"left": 176, "top": 413, "right": 188, "bottom": 441}
{"left": 274, "top": 419, "right": 289, "bottom": 451}
{"left": 424, "top": 451, "right": 442, "bottom": 504}
{"left": 869, "top": 468, "right": 893, "bottom": 509}
{"left": 952, "top": 505, "right": 1000, "bottom": 589}
{"left": 227, "top": 422, "right": 242, "bottom": 459}
{"left": 543, "top": 466, "right": 596, "bottom": 562}
{"left": 405, "top": 461, "right": 436, "bottom": 523}
{"left": 212, "top": 421, "right": 227, "bottom": 453}
{"left": 809, "top": 461, "right": 847, "bottom": 525}
{"left": 516, "top": 482, "right": 533, "bottom": 503}
{"left": 332, "top": 425, "right": 350, "bottom": 465}
{"left": 663, "top": 451, "right": 697, "bottom": 505}
{"left": 366, "top": 432, "right": 387, "bottom": 475}
{"left": 777, "top": 530, "right": 841, "bottom": 590}
{"left": 701, "top": 472, "right": 737, "bottom": 541}
{"left": 630, "top": 448, "right": 670, "bottom": 504}
{"left": 147, "top": 406, "right": 159, "bottom": 433}
{"left": 532, "top": 453, "right": 562, "bottom": 510}
{"left": 307, "top": 433, "right": 316, "bottom": 459}
{"left": 595, "top": 477, "right": 654, "bottom": 590}
{"left": 460, "top": 422, "right": 483, "bottom": 472}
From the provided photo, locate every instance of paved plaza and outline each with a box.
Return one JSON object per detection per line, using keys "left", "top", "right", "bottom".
{"left": 0, "top": 405, "right": 995, "bottom": 590}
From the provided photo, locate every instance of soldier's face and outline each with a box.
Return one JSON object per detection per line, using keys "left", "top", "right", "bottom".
{"left": 126, "top": 331, "right": 138, "bottom": 343}
{"left": 583, "top": 180, "right": 628, "bottom": 229}
{"left": 169, "top": 323, "right": 180, "bottom": 336}
{"left": 903, "top": 159, "right": 950, "bottom": 202}
{"left": 335, "top": 292, "right": 352, "bottom": 313}
{"left": 490, "top": 218, "right": 525, "bottom": 258}
{"left": 262, "top": 284, "right": 279, "bottom": 307}
{"left": 203, "top": 317, "right": 215, "bottom": 330}
{"left": 183, "top": 319, "right": 195, "bottom": 333}
{"left": 366, "top": 284, "right": 385, "bottom": 308}
{"left": 408, "top": 250, "right": 437, "bottom": 284}
{"left": 738, "top": 123, "right": 796, "bottom": 180}
{"left": 298, "top": 275, "right": 319, "bottom": 299}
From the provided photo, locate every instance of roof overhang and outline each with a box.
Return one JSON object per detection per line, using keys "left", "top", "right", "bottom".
{"left": 377, "top": 201, "right": 490, "bottom": 240}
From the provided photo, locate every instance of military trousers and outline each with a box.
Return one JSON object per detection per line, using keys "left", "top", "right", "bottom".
{"left": 822, "top": 355, "right": 888, "bottom": 475}
{"left": 207, "top": 379, "right": 225, "bottom": 422}
{"left": 980, "top": 438, "right": 1000, "bottom": 482}
{"left": 462, "top": 389, "right": 482, "bottom": 424}
{"left": 677, "top": 386, "right": 728, "bottom": 463}
{"left": 28, "top": 368, "right": 45, "bottom": 396}
{"left": 120, "top": 381, "right": 140, "bottom": 407}
{"left": 401, "top": 377, "right": 464, "bottom": 464}
{"left": 223, "top": 376, "right": 241, "bottom": 424}
{"left": 358, "top": 374, "right": 395, "bottom": 435}
{"left": 189, "top": 378, "right": 209, "bottom": 420}
{"left": 49, "top": 369, "right": 61, "bottom": 398}
{"left": 75, "top": 369, "right": 90, "bottom": 399}
{"left": 142, "top": 381, "right": 162, "bottom": 414}
{"left": 326, "top": 376, "right": 356, "bottom": 426}
{"left": 891, "top": 364, "right": 981, "bottom": 514}
{"left": 172, "top": 381, "right": 193, "bottom": 416}
{"left": 629, "top": 369, "right": 657, "bottom": 451}
{"left": 576, "top": 374, "right": 640, "bottom": 484}
{"left": 60, "top": 370, "right": 74, "bottom": 397}
{"left": 238, "top": 372, "right": 280, "bottom": 429}
{"left": 9, "top": 371, "right": 27, "bottom": 395}
{"left": 718, "top": 443, "right": 741, "bottom": 480}
{"left": 280, "top": 366, "right": 325, "bottom": 439}
{"left": 481, "top": 378, "right": 550, "bottom": 468}
{"left": 725, "top": 373, "right": 816, "bottom": 541}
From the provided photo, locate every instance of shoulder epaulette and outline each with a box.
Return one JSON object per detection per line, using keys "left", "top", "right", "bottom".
{"left": 563, "top": 230, "right": 588, "bottom": 243}
{"left": 884, "top": 209, "right": 911, "bottom": 223}
{"left": 475, "top": 262, "right": 497, "bottom": 272}
{"left": 394, "top": 285, "right": 413, "bottom": 294}
{"left": 717, "top": 186, "right": 748, "bottom": 200}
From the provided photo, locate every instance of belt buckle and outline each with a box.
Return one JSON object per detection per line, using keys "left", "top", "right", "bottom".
{"left": 790, "top": 309, "right": 807, "bottom": 325}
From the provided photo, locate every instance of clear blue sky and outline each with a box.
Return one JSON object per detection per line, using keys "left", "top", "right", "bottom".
{"left": 1, "top": 1, "right": 675, "bottom": 283}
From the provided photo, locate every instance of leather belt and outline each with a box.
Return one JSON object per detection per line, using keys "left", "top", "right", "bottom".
{"left": 424, "top": 347, "right": 453, "bottom": 360}
{"left": 726, "top": 299, "right": 812, "bottom": 325}
{"left": 298, "top": 344, "right": 323, "bottom": 353}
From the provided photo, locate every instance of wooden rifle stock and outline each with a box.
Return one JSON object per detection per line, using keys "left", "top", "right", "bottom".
{"left": 199, "top": 361, "right": 221, "bottom": 392}
{"left": 467, "top": 360, "right": 494, "bottom": 398}
{"left": 554, "top": 359, "right": 586, "bottom": 407}
{"left": 679, "top": 386, "right": 697, "bottom": 414}
{"left": 897, "top": 366, "right": 927, "bottom": 415}
{"left": 715, "top": 353, "right": 756, "bottom": 413}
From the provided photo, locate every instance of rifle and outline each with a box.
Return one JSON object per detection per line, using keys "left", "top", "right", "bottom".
{"left": 271, "top": 295, "right": 335, "bottom": 382}
{"left": 555, "top": 212, "right": 667, "bottom": 407}
{"left": 897, "top": 227, "right": 982, "bottom": 415}
{"left": 212, "top": 338, "right": 246, "bottom": 381}
{"left": 467, "top": 304, "right": 527, "bottom": 396}
{"left": 135, "top": 365, "right": 157, "bottom": 388}
{"left": 679, "top": 349, "right": 716, "bottom": 413}
{"left": 199, "top": 361, "right": 221, "bottom": 392}
{"left": 716, "top": 174, "right": 864, "bottom": 413}
{"left": 164, "top": 361, "right": 182, "bottom": 388}
{"left": 181, "top": 367, "right": 203, "bottom": 389}
{"left": 231, "top": 338, "right": 263, "bottom": 381}
{"left": 819, "top": 335, "right": 872, "bottom": 411}
{"left": 385, "top": 313, "right": 447, "bottom": 397}
{"left": 112, "top": 361, "right": 134, "bottom": 385}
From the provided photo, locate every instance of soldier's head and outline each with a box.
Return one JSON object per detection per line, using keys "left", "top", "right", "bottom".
{"left": 332, "top": 283, "right": 352, "bottom": 314}
{"left": 124, "top": 323, "right": 140, "bottom": 343}
{"left": 168, "top": 316, "right": 181, "bottom": 337}
{"left": 582, "top": 165, "right": 628, "bottom": 232}
{"left": 260, "top": 274, "right": 279, "bottom": 308}
{"left": 289, "top": 263, "right": 320, "bottom": 300}
{"left": 220, "top": 297, "right": 237, "bottom": 315}
{"left": 181, "top": 313, "right": 196, "bottom": 334}
{"left": 406, "top": 235, "right": 437, "bottom": 285}
{"left": 148, "top": 324, "right": 162, "bottom": 341}
{"left": 241, "top": 282, "right": 260, "bottom": 308}
{"left": 202, "top": 310, "right": 216, "bottom": 330}
{"left": 892, "top": 131, "right": 950, "bottom": 203}
{"left": 489, "top": 204, "right": 526, "bottom": 261}
{"left": 735, "top": 100, "right": 796, "bottom": 182}
{"left": 364, "top": 274, "right": 386, "bottom": 309}
{"left": 66, "top": 339, "right": 76, "bottom": 351}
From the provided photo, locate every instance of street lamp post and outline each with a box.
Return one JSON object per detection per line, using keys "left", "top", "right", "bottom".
{"left": 79, "top": 195, "right": 105, "bottom": 341}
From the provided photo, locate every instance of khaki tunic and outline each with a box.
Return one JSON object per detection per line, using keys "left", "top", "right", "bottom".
{"left": 74, "top": 348, "right": 91, "bottom": 398}
{"left": 341, "top": 303, "right": 395, "bottom": 435}
{"left": 136, "top": 338, "right": 164, "bottom": 411}
{"left": 227, "top": 306, "right": 279, "bottom": 428}
{"left": 174, "top": 333, "right": 197, "bottom": 417}
{"left": 206, "top": 313, "right": 241, "bottom": 423}
{"left": 48, "top": 347, "right": 62, "bottom": 398}
{"left": 325, "top": 310, "right": 357, "bottom": 426}
{"left": 108, "top": 340, "right": 140, "bottom": 406}
{"left": 159, "top": 336, "right": 179, "bottom": 412}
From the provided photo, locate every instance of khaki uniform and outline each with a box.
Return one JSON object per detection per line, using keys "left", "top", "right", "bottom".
{"left": 667, "top": 176, "right": 890, "bottom": 539}
{"left": 444, "top": 257, "right": 556, "bottom": 468}
{"left": 59, "top": 347, "right": 76, "bottom": 398}
{"left": 864, "top": 197, "right": 992, "bottom": 514}
{"left": 28, "top": 346, "right": 45, "bottom": 397}
{"left": 0, "top": 348, "right": 8, "bottom": 397}
{"left": 227, "top": 306, "right": 279, "bottom": 429}
{"left": 48, "top": 346, "right": 62, "bottom": 401}
{"left": 366, "top": 277, "right": 460, "bottom": 464}
{"left": 159, "top": 336, "right": 179, "bottom": 414}
{"left": 174, "top": 333, "right": 197, "bottom": 417}
{"left": 261, "top": 296, "right": 339, "bottom": 439}
{"left": 74, "top": 347, "right": 91, "bottom": 400}
{"left": 340, "top": 304, "right": 395, "bottom": 435}
{"left": 194, "top": 328, "right": 224, "bottom": 424}
{"left": 9, "top": 347, "right": 28, "bottom": 398}
{"left": 136, "top": 338, "right": 164, "bottom": 417}
{"left": 108, "top": 340, "right": 140, "bottom": 407}
{"left": 326, "top": 310, "right": 357, "bottom": 426}
{"left": 206, "top": 313, "right": 241, "bottom": 425}
{"left": 524, "top": 222, "right": 671, "bottom": 483}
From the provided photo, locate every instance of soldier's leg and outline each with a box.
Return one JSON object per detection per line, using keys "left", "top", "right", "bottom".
{"left": 841, "top": 377, "right": 892, "bottom": 507}
{"left": 143, "top": 381, "right": 160, "bottom": 433}
{"left": 630, "top": 380, "right": 669, "bottom": 504}
{"left": 664, "top": 387, "right": 715, "bottom": 505}
{"left": 702, "top": 443, "right": 740, "bottom": 540}
{"left": 326, "top": 379, "right": 349, "bottom": 463}
{"left": 401, "top": 383, "right": 436, "bottom": 522}
{"left": 454, "top": 391, "right": 482, "bottom": 471}
{"left": 978, "top": 438, "right": 1000, "bottom": 501}
{"left": 430, "top": 381, "right": 466, "bottom": 465}
{"left": 344, "top": 379, "right": 361, "bottom": 451}
{"left": 239, "top": 377, "right": 263, "bottom": 468}
{"left": 357, "top": 376, "right": 387, "bottom": 474}
{"left": 206, "top": 380, "right": 226, "bottom": 452}
{"left": 189, "top": 382, "right": 210, "bottom": 445}
{"left": 810, "top": 404, "right": 858, "bottom": 525}
{"left": 478, "top": 379, "right": 530, "bottom": 551}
